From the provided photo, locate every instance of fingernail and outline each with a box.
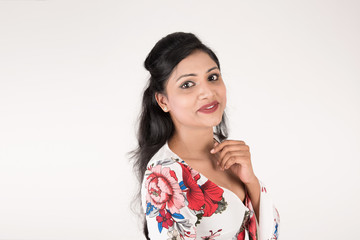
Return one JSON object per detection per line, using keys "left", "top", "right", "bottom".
{"left": 210, "top": 149, "right": 215, "bottom": 153}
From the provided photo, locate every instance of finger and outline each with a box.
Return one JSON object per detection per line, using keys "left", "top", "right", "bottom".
{"left": 218, "top": 144, "right": 249, "bottom": 160}
{"left": 210, "top": 140, "right": 245, "bottom": 154}
{"left": 224, "top": 157, "right": 239, "bottom": 170}
{"left": 226, "top": 153, "right": 247, "bottom": 169}
{"left": 219, "top": 151, "right": 243, "bottom": 169}
{"left": 218, "top": 151, "right": 230, "bottom": 169}
{"left": 211, "top": 140, "right": 233, "bottom": 154}
{"left": 220, "top": 150, "right": 252, "bottom": 169}
{"left": 223, "top": 155, "right": 250, "bottom": 170}
{"left": 220, "top": 152, "right": 235, "bottom": 170}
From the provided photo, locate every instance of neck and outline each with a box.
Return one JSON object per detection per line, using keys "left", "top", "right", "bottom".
{"left": 168, "top": 126, "right": 216, "bottom": 160}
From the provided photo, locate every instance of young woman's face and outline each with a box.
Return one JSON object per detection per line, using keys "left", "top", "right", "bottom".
{"left": 156, "top": 50, "right": 227, "bottom": 130}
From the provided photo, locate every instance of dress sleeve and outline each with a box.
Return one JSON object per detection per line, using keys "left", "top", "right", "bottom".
{"left": 141, "top": 158, "right": 198, "bottom": 239}
{"left": 256, "top": 180, "right": 280, "bottom": 240}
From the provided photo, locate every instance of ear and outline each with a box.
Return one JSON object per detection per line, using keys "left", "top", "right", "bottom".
{"left": 155, "top": 92, "right": 170, "bottom": 112}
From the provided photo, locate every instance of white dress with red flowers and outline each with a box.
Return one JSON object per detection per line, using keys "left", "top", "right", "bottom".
{"left": 141, "top": 141, "right": 280, "bottom": 240}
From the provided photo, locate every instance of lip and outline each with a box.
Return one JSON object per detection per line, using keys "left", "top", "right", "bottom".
{"left": 198, "top": 101, "right": 219, "bottom": 113}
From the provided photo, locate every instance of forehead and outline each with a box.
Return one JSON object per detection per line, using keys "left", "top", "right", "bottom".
{"left": 169, "top": 50, "right": 217, "bottom": 81}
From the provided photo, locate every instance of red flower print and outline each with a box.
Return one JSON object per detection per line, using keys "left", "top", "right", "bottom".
{"left": 200, "top": 180, "right": 224, "bottom": 217}
{"left": 243, "top": 193, "right": 258, "bottom": 240}
{"left": 237, "top": 230, "right": 245, "bottom": 240}
{"left": 180, "top": 163, "right": 205, "bottom": 211}
{"left": 156, "top": 209, "right": 174, "bottom": 229}
{"left": 178, "top": 162, "right": 224, "bottom": 217}
{"left": 237, "top": 193, "right": 258, "bottom": 240}
{"left": 146, "top": 165, "right": 185, "bottom": 213}
{"left": 247, "top": 214, "right": 257, "bottom": 240}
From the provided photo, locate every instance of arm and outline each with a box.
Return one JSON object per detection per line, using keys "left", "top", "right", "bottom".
{"left": 243, "top": 179, "right": 280, "bottom": 240}
{"left": 141, "top": 159, "right": 197, "bottom": 239}
{"left": 257, "top": 180, "right": 280, "bottom": 240}
{"left": 211, "top": 140, "right": 280, "bottom": 240}
{"left": 244, "top": 176, "right": 261, "bottom": 222}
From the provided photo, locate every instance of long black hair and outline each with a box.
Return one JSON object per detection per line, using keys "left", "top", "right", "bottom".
{"left": 129, "top": 32, "right": 228, "bottom": 239}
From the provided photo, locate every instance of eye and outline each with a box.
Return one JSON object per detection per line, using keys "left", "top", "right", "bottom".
{"left": 180, "top": 81, "right": 195, "bottom": 89}
{"left": 208, "top": 74, "right": 219, "bottom": 81}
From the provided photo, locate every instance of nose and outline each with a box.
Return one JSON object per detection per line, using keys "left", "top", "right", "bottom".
{"left": 198, "top": 81, "right": 215, "bottom": 100}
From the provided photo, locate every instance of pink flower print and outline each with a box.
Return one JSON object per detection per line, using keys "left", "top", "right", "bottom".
{"left": 201, "top": 229, "right": 222, "bottom": 239}
{"left": 146, "top": 165, "right": 185, "bottom": 213}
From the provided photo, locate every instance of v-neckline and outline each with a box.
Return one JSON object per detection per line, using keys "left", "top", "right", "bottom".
{"left": 164, "top": 140, "right": 249, "bottom": 209}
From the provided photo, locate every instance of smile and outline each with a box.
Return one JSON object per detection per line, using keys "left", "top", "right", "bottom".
{"left": 198, "top": 101, "right": 219, "bottom": 114}
{"left": 205, "top": 104, "right": 216, "bottom": 109}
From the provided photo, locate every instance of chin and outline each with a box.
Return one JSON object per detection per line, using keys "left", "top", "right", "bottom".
{"left": 205, "top": 116, "right": 223, "bottom": 127}
{"left": 213, "top": 119, "right": 223, "bottom": 127}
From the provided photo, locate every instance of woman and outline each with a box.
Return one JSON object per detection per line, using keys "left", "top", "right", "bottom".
{"left": 131, "top": 32, "right": 280, "bottom": 240}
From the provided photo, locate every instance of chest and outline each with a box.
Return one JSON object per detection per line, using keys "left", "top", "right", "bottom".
{"left": 184, "top": 159, "right": 246, "bottom": 203}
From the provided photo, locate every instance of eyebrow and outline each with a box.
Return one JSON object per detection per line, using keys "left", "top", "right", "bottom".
{"left": 175, "top": 66, "right": 219, "bottom": 82}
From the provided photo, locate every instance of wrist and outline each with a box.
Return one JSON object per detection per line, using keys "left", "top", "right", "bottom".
{"left": 244, "top": 175, "right": 258, "bottom": 186}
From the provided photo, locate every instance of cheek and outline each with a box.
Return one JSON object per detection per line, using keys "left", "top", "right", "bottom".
{"left": 170, "top": 94, "right": 196, "bottom": 112}
{"left": 218, "top": 84, "right": 227, "bottom": 103}
{"left": 168, "top": 94, "right": 198, "bottom": 122}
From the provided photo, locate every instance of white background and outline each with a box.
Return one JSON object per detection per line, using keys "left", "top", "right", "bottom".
{"left": 0, "top": 0, "right": 359, "bottom": 239}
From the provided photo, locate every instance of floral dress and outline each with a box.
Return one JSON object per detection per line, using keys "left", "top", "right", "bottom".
{"left": 141, "top": 141, "right": 280, "bottom": 240}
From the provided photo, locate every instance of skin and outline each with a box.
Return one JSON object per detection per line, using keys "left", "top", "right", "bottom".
{"left": 155, "top": 50, "right": 261, "bottom": 222}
